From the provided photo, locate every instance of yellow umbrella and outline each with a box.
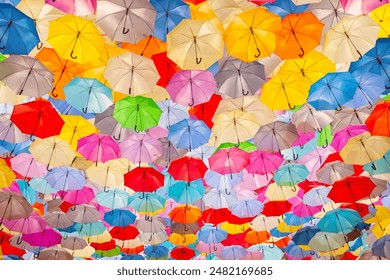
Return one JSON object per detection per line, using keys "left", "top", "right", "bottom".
{"left": 71, "top": 246, "right": 95, "bottom": 259}
{"left": 69, "top": 156, "right": 94, "bottom": 171}
{"left": 86, "top": 230, "right": 112, "bottom": 243}
{"left": 0, "top": 159, "right": 16, "bottom": 189}
{"left": 86, "top": 159, "right": 129, "bottom": 190}
{"left": 169, "top": 233, "right": 197, "bottom": 246}
{"left": 212, "top": 96, "right": 275, "bottom": 126}
{"left": 221, "top": 221, "right": 250, "bottom": 234}
{"left": 260, "top": 73, "right": 311, "bottom": 110}
{"left": 224, "top": 7, "right": 282, "bottom": 62}
{"left": 323, "top": 15, "right": 380, "bottom": 64}
{"left": 277, "top": 50, "right": 336, "bottom": 84}
{"left": 370, "top": 3, "right": 390, "bottom": 38}
{"left": 47, "top": 14, "right": 106, "bottom": 64}
{"left": 276, "top": 221, "right": 302, "bottom": 233}
{"left": 208, "top": 0, "right": 243, "bottom": 29}
{"left": 249, "top": 215, "right": 279, "bottom": 232}
{"left": 365, "top": 206, "right": 390, "bottom": 238}
{"left": 58, "top": 115, "right": 98, "bottom": 151}
{"left": 340, "top": 132, "right": 390, "bottom": 167}
{"left": 29, "top": 136, "right": 76, "bottom": 170}
{"left": 167, "top": 19, "right": 224, "bottom": 70}
{"left": 264, "top": 182, "right": 299, "bottom": 201}
{"left": 188, "top": 2, "right": 224, "bottom": 33}
{"left": 212, "top": 109, "right": 260, "bottom": 144}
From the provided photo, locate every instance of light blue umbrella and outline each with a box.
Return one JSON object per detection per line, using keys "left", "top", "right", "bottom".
{"left": 273, "top": 163, "right": 310, "bottom": 189}
{"left": 0, "top": 0, "right": 21, "bottom": 5}
{"left": 220, "top": 245, "right": 247, "bottom": 260}
{"left": 29, "top": 178, "right": 57, "bottom": 194}
{"left": 16, "top": 179, "right": 36, "bottom": 205}
{"left": 204, "top": 170, "right": 243, "bottom": 190}
{"left": 150, "top": 0, "right": 190, "bottom": 41}
{"left": 230, "top": 199, "right": 264, "bottom": 218}
{"left": 284, "top": 212, "right": 312, "bottom": 226}
{"left": 73, "top": 221, "right": 106, "bottom": 236}
{"left": 44, "top": 166, "right": 86, "bottom": 194}
{"left": 64, "top": 77, "right": 113, "bottom": 114}
{"left": 96, "top": 189, "right": 130, "bottom": 210}
{"left": 363, "top": 150, "right": 390, "bottom": 175}
{"left": 197, "top": 225, "right": 228, "bottom": 244}
{"left": 168, "top": 119, "right": 212, "bottom": 151}
{"left": 144, "top": 245, "right": 169, "bottom": 259}
{"left": 128, "top": 192, "right": 166, "bottom": 214}
{"left": 103, "top": 209, "right": 137, "bottom": 227}
{"left": 157, "top": 99, "right": 189, "bottom": 129}
{"left": 308, "top": 72, "right": 358, "bottom": 111}
{"left": 168, "top": 179, "right": 204, "bottom": 204}
{"left": 285, "top": 242, "right": 314, "bottom": 259}
{"left": 48, "top": 97, "right": 95, "bottom": 119}
{"left": 249, "top": 244, "right": 284, "bottom": 260}
{"left": 317, "top": 208, "right": 362, "bottom": 234}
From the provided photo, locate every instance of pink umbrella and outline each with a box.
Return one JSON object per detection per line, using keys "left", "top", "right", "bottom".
{"left": 77, "top": 133, "right": 120, "bottom": 165}
{"left": 340, "top": 0, "right": 388, "bottom": 14}
{"left": 10, "top": 153, "right": 47, "bottom": 179}
{"left": 331, "top": 125, "right": 368, "bottom": 152}
{"left": 62, "top": 187, "right": 95, "bottom": 206}
{"left": 46, "top": 0, "right": 97, "bottom": 16}
{"left": 2, "top": 212, "right": 47, "bottom": 235}
{"left": 209, "top": 147, "right": 250, "bottom": 176}
{"left": 166, "top": 70, "right": 217, "bottom": 106}
{"left": 22, "top": 227, "right": 62, "bottom": 248}
{"left": 195, "top": 241, "right": 224, "bottom": 254}
{"left": 298, "top": 146, "right": 336, "bottom": 181}
{"left": 246, "top": 151, "right": 284, "bottom": 180}
{"left": 119, "top": 132, "right": 162, "bottom": 166}
{"left": 292, "top": 202, "right": 322, "bottom": 218}
{"left": 240, "top": 250, "right": 264, "bottom": 260}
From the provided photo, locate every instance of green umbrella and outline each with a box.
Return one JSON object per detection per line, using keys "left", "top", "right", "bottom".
{"left": 0, "top": 54, "right": 6, "bottom": 62}
{"left": 113, "top": 96, "right": 162, "bottom": 132}
{"left": 317, "top": 124, "right": 333, "bottom": 148}
{"left": 215, "top": 141, "right": 257, "bottom": 153}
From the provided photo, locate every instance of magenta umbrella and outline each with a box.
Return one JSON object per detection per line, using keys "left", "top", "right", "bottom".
{"left": 10, "top": 153, "right": 48, "bottom": 179}
{"left": 208, "top": 147, "right": 250, "bottom": 176}
{"left": 2, "top": 211, "right": 47, "bottom": 235}
{"left": 45, "top": 0, "right": 97, "bottom": 16}
{"left": 22, "top": 227, "right": 62, "bottom": 249}
{"left": 340, "top": 0, "right": 388, "bottom": 14}
{"left": 331, "top": 125, "right": 368, "bottom": 152}
{"left": 119, "top": 132, "right": 162, "bottom": 166}
{"left": 166, "top": 70, "right": 217, "bottom": 106}
{"left": 246, "top": 151, "right": 284, "bottom": 180}
{"left": 77, "top": 133, "right": 120, "bottom": 166}
{"left": 292, "top": 202, "right": 322, "bottom": 218}
{"left": 62, "top": 187, "right": 95, "bottom": 206}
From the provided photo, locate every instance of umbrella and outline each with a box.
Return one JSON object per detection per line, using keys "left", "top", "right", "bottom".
{"left": 0, "top": 191, "right": 33, "bottom": 226}
{"left": 167, "top": 19, "right": 224, "bottom": 70}
{"left": 62, "top": 187, "right": 95, "bottom": 206}
{"left": 316, "top": 161, "right": 355, "bottom": 185}
{"left": 96, "top": 0, "right": 156, "bottom": 44}
{"left": 341, "top": 0, "right": 388, "bottom": 15}
{"left": 331, "top": 105, "right": 372, "bottom": 132}
{"left": 167, "top": 156, "right": 208, "bottom": 182}
{"left": 113, "top": 96, "right": 162, "bottom": 132}
{"left": 168, "top": 119, "right": 211, "bottom": 151}
{"left": 0, "top": 115, "right": 29, "bottom": 146}
{"left": 0, "top": 55, "right": 53, "bottom": 97}
{"left": 22, "top": 227, "right": 62, "bottom": 250}
{"left": 104, "top": 52, "right": 160, "bottom": 96}
{"left": 331, "top": 125, "right": 368, "bottom": 152}
{"left": 166, "top": 70, "right": 216, "bottom": 107}
{"left": 169, "top": 205, "right": 202, "bottom": 224}
{"left": 366, "top": 100, "right": 390, "bottom": 137}
{"left": 96, "top": 189, "right": 129, "bottom": 209}
{"left": 370, "top": 3, "right": 390, "bottom": 38}
{"left": 307, "top": 72, "right": 358, "bottom": 111}
{"left": 152, "top": 52, "right": 181, "bottom": 88}
{"left": 150, "top": 0, "right": 190, "bottom": 42}
{"left": 104, "top": 209, "right": 136, "bottom": 227}
{"left": 155, "top": 137, "right": 188, "bottom": 168}
{"left": 157, "top": 100, "right": 189, "bottom": 129}
{"left": 327, "top": 176, "right": 376, "bottom": 204}
{"left": 124, "top": 167, "right": 164, "bottom": 194}
{"left": 0, "top": 3, "right": 40, "bottom": 54}
{"left": 0, "top": 159, "right": 16, "bottom": 189}
{"left": 230, "top": 199, "right": 264, "bottom": 218}
{"left": 273, "top": 163, "right": 310, "bottom": 188}
{"left": 67, "top": 204, "right": 101, "bottom": 225}
{"left": 44, "top": 166, "right": 86, "bottom": 195}
{"left": 372, "top": 234, "right": 390, "bottom": 258}
{"left": 10, "top": 153, "right": 47, "bottom": 179}
{"left": 224, "top": 7, "right": 282, "bottom": 62}
{"left": 292, "top": 104, "right": 334, "bottom": 133}
{"left": 253, "top": 121, "right": 298, "bottom": 154}
{"left": 77, "top": 133, "right": 120, "bottom": 165}
{"left": 47, "top": 14, "right": 105, "bottom": 64}
{"left": 214, "top": 57, "right": 266, "bottom": 98}
{"left": 209, "top": 147, "right": 250, "bottom": 175}
{"left": 121, "top": 35, "right": 166, "bottom": 58}
{"left": 127, "top": 192, "right": 166, "bottom": 215}
{"left": 274, "top": 12, "right": 324, "bottom": 59}
{"left": 260, "top": 73, "right": 310, "bottom": 110}
{"left": 46, "top": 0, "right": 96, "bottom": 16}
{"left": 308, "top": 232, "right": 347, "bottom": 256}
{"left": 322, "top": 15, "right": 380, "bottom": 64}
{"left": 168, "top": 179, "right": 204, "bottom": 204}
{"left": 264, "top": 0, "right": 308, "bottom": 18}
{"left": 203, "top": 188, "right": 237, "bottom": 209}
{"left": 36, "top": 247, "right": 73, "bottom": 260}
{"left": 29, "top": 136, "right": 76, "bottom": 170}
{"left": 220, "top": 245, "right": 247, "bottom": 260}
{"left": 44, "top": 212, "right": 73, "bottom": 229}
{"left": 64, "top": 77, "right": 113, "bottom": 114}
{"left": 317, "top": 208, "right": 362, "bottom": 234}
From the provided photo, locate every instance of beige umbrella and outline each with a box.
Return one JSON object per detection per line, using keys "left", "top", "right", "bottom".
{"left": 86, "top": 159, "right": 128, "bottom": 190}
{"left": 264, "top": 182, "right": 299, "bottom": 201}
{"left": 0, "top": 192, "right": 33, "bottom": 225}
{"left": 331, "top": 106, "right": 372, "bottom": 132}
{"left": 292, "top": 103, "right": 334, "bottom": 133}
{"left": 323, "top": 15, "right": 380, "bottom": 64}
{"left": 104, "top": 52, "right": 160, "bottom": 96}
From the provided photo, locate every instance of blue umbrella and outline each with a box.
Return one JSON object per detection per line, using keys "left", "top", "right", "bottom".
{"left": 317, "top": 208, "right": 362, "bottom": 234}
{"left": 284, "top": 212, "right": 312, "bottom": 226}
{"left": 230, "top": 199, "right": 264, "bottom": 218}
{"left": 44, "top": 166, "right": 86, "bottom": 194}
{"left": 64, "top": 77, "right": 113, "bottom": 114}
{"left": 264, "top": 0, "right": 308, "bottom": 18}
{"left": 120, "top": 254, "right": 145, "bottom": 260}
{"left": 96, "top": 189, "right": 130, "bottom": 210}
{"left": 0, "top": 140, "right": 31, "bottom": 156}
{"left": 270, "top": 227, "right": 290, "bottom": 238}
{"left": 249, "top": 244, "right": 284, "bottom": 260}
{"left": 73, "top": 221, "right": 106, "bottom": 236}
{"left": 48, "top": 97, "right": 95, "bottom": 119}
{"left": 197, "top": 225, "right": 228, "bottom": 244}
{"left": 372, "top": 234, "right": 390, "bottom": 258}
{"left": 150, "top": 0, "right": 190, "bottom": 42}
{"left": 273, "top": 163, "right": 310, "bottom": 189}
{"left": 344, "top": 72, "right": 386, "bottom": 109}
{"left": 0, "top": 4, "right": 39, "bottom": 54}
{"left": 204, "top": 170, "right": 243, "bottom": 190}
{"left": 291, "top": 226, "right": 321, "bottom": 245}
{"left": 168, "top": 179, "right": 204, "bottom": 204}
{"left": 220, "top": 245, "right": 247, "bottom": 260}
{"left": 0, "top": 0, "right": 21, "bottom": 5}
{"left": 29, "top": 178, "right": 57, "bottom": 195}
{"left": 363, "top": 150, "right": 390, "bottom": 175}
{"left": 127, "top": 192, "right": 166, "bottom": 214}
{"left": 144, "top": 245, "right": 170, "bottom": 259}
{"left": 284, "top": 242, "right": 313, "bottom": 259}
{"left": 168, "top": 119, "right": 212, "bottom": 151}
{"left": 307, "top": 72, "right": 358, "bottom": 111}
{"left": 16, "top": 179, "right": 36, "bottom": 205}
{"left": 349, "top": 38, "right": 390, "bottom": 89}
{"left": 103, "top": 209, "right": 137, "bottom": 227}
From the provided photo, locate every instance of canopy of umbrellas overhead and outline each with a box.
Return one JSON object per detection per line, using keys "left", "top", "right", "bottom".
{"left": 1, "top": 0, "right": 390, "bottom": 261}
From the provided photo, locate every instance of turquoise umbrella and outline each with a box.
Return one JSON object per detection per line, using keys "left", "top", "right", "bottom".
{"left": 127, "top": 192, "right": 166, "bottom": 214}
{"left": 96, "top": 189, "right": 130, "bottom": 210}
{"left": 363, "top": 150, "right": 390, "bottom": 175}
{"left": 73, "top": 221, "right": 106, "bottom": 236}
{"left": 273, "top": 163, "right": 310, "bottom": 190}
{"left": 168, "top": 179, "right": 204, "bottom": 204}
{"left": 317, "top": 208, "right": 362, "bottom": 234}
{"left": 64, "top": 77, "right": 113, "bottom": 114}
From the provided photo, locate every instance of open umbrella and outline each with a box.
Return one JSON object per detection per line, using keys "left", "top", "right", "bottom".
{"left": 168, "top": 119, "right": 211, "bottom": 151}
{"left": 77, "top": 133, "right": 120, "bottom": 165}
{"left": 209, "top": 147, "right": 250, "bottom": 175}
{"left": 10, "top": 153, "right": 47, "bottom": 179}
{"left": 0, "top": 159, "right": 16, "bottom": 189}
{"left": 168, "top": 179, "right": 204, "bottom": 204}
{"left": 0, "top": 191, "right": 33, "bottom": 226}
{"left": 167, "top": 156, "right": 208, "bottom": 182}
{"left": 46, "top": 0, "right": 97, "bottom": 16}
{"left": 96, "top": 0, "right": 156, "bottom": 44}
{"left": 327, "top": 176, "right": 376, "bottom": 204}
{"left": 366, "top": 100, "right": 390, "bottom": 137}
{"left": 124, "top": 167, "right": 164, "bottom": 195}
{"left": 0, "top": 115, "right": 29, "bottom": 146}
{"left": 120, "top": 133, "right": 162, "bottom": 166}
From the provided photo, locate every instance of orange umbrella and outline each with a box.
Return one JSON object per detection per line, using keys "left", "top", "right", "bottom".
{"left": 168, "top": 205, "right": 202, "bottom": 224}
{"left": 35, "top": 48, "right": 84, "bottom": 99}
{"left": 274, "top": 12, "right": 324, "bottom": 59}
{"left": 365, "top": 100, "right": 390, "bottom": 137}
{"left": 244, "top": 230, "right": 271, "bottom": 245}
{"left": 121, "top": 36, "right": 167, "bottom": 59}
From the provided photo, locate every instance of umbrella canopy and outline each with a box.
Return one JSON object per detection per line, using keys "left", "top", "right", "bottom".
{"left": 317, "top": 208, "right": 362, "bottom": 234}
{"left": 124, "top": 167, "right": 165, "bottom": 193}
{"left": 77, "top": 133, "right": 120, "bottom": 165}
{"left": 46, "top": 0, "right": 97, "bottom": 16}
{"left": 96, "top": 0, "right": 156, "bottom": 44}
{"left": 0, "top": 3, "right": 40, "bottom": 54}
{"left": 224, "top": 7, "right": 282, "bottom": 62}
{"left": 0, "top": 159, "right": 16, "bottom": 189}
{"left": 209, "top": 147, "right": 250, "bottom": 175}
{"left": 366, "top": 100, "right": 390, "bottom": 137}
{"left": 168, "top": 156, "right": 208, "bottom": 182}
{"left": 327, "top": 176, "right": 376, "bottom": 204}
{"left": 0, "top": 191, "right": 33, "bottom": 225}
{"left": 292, "top": 104, "right": 334, "bottom": 133}
{"left": 167, "top": 19, "right": 224, "bottom": 70}
{"left": 0, "top": 115, "right": 29, "bottom": 145}
{"left": 168, "top": 119, "right": 211, "bottom": 151}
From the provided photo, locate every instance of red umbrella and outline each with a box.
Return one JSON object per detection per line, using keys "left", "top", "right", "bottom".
{"left": 221, "top": 231, "right": 249, "bottom": 247}
{"left": 170, "top": 246, "right": 196, "bottom": 260}
{"left": 365, "top": 100, "right": 390, "bottom": 137}
{"left": 90, "top": 239, "right": 116, "bottom": 251}
{"left": 262, "top": 201, "right": 292, "bottom": 217}
{"left": 0, "top": 231, "right": 26, "bottom": 257}
{"left": 201, "top": 208, "right": 230, "bottom": 225}
{"left": 327, "top": 176, "right": 376, "bottom": 204}
{"left": 152, "top": 52, "right": 181, "bottom": 88}
{"left": 109, "top": 226, "right": 140, "bottom": 240}
{"left": 189, "top": 94, "right": 222, "bottom": 128}
{"left": 340, "top": 203, "right": 370, "bottom": 217}
{"left": 10, "top": 98, "right": 64, "bottom": 140}
{"left": 124, "top": 167, "right": 165, "bottom": 193}
{"left": 167, "top": 156, "right": 208, "bottom": 182}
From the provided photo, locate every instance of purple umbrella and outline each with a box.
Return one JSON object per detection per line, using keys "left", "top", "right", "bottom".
{"left": 166, "top": 70, "right": 217, "bottom": 106}
{"left": 44, "top": 166, "right": 86, "bottom": 197}
{"left": 331, "top": 125, "right": 368, "bottom": 152}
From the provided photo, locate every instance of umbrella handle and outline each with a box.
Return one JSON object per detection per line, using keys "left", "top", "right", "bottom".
{"left": 70, "top": 50, "right": 78, "bottom": 60}
{"left": 213, "top": 245, "right": 218, "bottom": 252}
{"left": 82, "top": 107, "right": 88, "bottom": 113}
{"left": 0, "top": 46, "right": 4, "bottom": 50}
{"left": 310, "top": 251, "right": 315, "bottom": 255}
{"left": 335, "top": 106, "right": 343, "bottom": 111}
{"left": 30, "top": 135, "right": 35, "bottom": 142}
{"left": 225, "top": 189, "right": 231, "bottom": 195}
{"left": 34, "top": 252, "right": 40, "bottom": 258}
{"left": 269, "top": 242, "right": 275, "bottom": 248}
{"left": 148, "top": 234, "right": 153, "bottom": 242}
{"left": 36, "top": 42, "right": 43, "bottom": 50}
{"left": 134, "top": 125, "right": 140, "bottom": 133}
{"left": 298, "top": 47, "right": 305, "bottom": 58}
{"left": 70, "top": 205, "right": 76, "bottom": 211}
{"left": 242, "top": 90, "right": 250, "bottom": 96}
{"left": 51, "top": 89, "right": 58, "bottom": 98}
{"left": 196, "top": 57, "right": 202, "bottom": 64}
{"left": 103, "top": 186, "right": 110, "bottom": 193}
{"left": 188, "top": 97, "right": 195, "bottom": 106}
{"left": 367, "top": 102, "right": 373, "bottom": 109}
{"left": 123, "top": 27, "right": 130, "bottom": 34}
{"left": 184, "top": 224, "right": 190, "bottom": 232}
{"left": 292, "top": 153, "right": 299, "bottom": 160}
{"left": 288, "top": 103, "right": 296, "bottom": 110}
{"left": 254, "top": 48, "right": 261, "bottom": 58}
{"left": 46, "top": 164, "right": 52, "bottom": 171}
{"left": 241, "top": 225, "right": 245, "bottom": 232}
{"left": 322, "top": 139, "right": 329, "bottom": 148}
{"left": 112, "top": 133, "right": 121, "bottom": 141}
{"left": 371, "top": 162, "right": 377, "bottom": 170}
{"left": 16, "top": 236, "right": 23, "bottom": 245}
{"left": 139, "top": 192, "right": 145, "bottom": 199}
{"left": 291, "top": 185, "right": 297, "bottom": 192}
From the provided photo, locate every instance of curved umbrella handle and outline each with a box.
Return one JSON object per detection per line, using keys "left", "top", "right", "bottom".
{"left": 30, "top": 135, "right": 35, "bottom": 142}
{"left": 367, "top": 102, "right": 373, "bottom": 109}
{"left": 254, "top": 48, "right": 261, "bottom": 58}
{"left": 322, "top": 139, "right": 329, "bottom": 149}
{"left": 288, "top": 103, "right": 296, "bottom": 110}
{"left": 36, "top": 42, "right": 43, "bottom": 50}
{"left": 213, "top": 245, "right": 218, "bottom": 252}
{"left": 371, "top": 162, "right": 377, "bottom": 170}
{"left": 148, "top": 234, "right": 153, "bottom": 242}
{"left": 103, "top": 186, "right": 110, "bottom": 193}
{"left": 70, "top": 205, "right": 76, "bottom": 211}
{"left": 123, "top": 27, "right": 130, "bottom": 34}
{"left": 188, "top": 97, "right": 195, "bottom": 106}
{"left": 70, "top": 50, "right": 78, "bottom": 60}
{"left": 225, "top": 189, "right": 231, "bottom": 195}
{"left": 298, "top": 47, "right": 305, "bottom": 58}
{"left": 0, "top": 46, "right": 5, "bottom": 50}
{"left": 242, "top": 90, "right": 250, "bottom": 96}
{"left": 16, "top": 235, "right": 23, "bottom": 245}
{"left": 241, "top": 225, "right": 246, "bottom": 232}
{"left": 293, "top": 153, "right": 299, "bottom": 160}
{"left": 269, "top": 242, "right": 275, "bottom": 248}
{"left": 196, "top": 57, "right": 202, "bottom": 64}
{"left": 51, "top": 88, "right": 58, "bottom": 98}
{"left": 82, "top": 107, "right": 88, "bottom": 113}
{"left": 139, "top": 192, "right": 145, "bottom": 199}
{"left": 291, "top": 185, "right": 297, "bottom": 192}
{"left": 46, "top": 164, "right": 52, "bottom": 171}
{"left": 317, "top": 127, "right": 323, "bottom": 133}
{"left": 112, "top": 133, "right": 121, "bottom": 141}
{"left": 134, "top": 125, "right": 140, "bottom": 133}
{"left": 335, "top": 106, "right": 343, "bottom": 111}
